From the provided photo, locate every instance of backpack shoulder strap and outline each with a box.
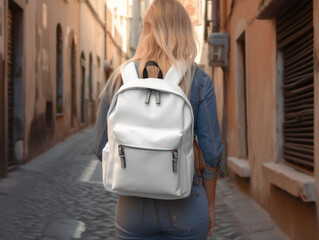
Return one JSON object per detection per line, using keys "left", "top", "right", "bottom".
{"left": 164, "top": 62, "right": 187, "bottom": 85}
{"left": 121, "top": 62, "right": 139, "bottom": 84}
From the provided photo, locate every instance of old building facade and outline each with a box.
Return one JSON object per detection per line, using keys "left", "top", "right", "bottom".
{"left": 211, "top": 0, "right": 319, "bottom": 239}
{"left": 79, "top": 0, "right": 106, "bottom": 126}
{"left": 105, "top": 0, "right": 130, "bottom": 70}
{"left": 105, "top": 0, "right": 217, "bottom": 79}
{"left": 0, "top": 0, "right": 106, "bottom": 178}
{"left": 105, "top": 0, "right": 153, "bottom": 70}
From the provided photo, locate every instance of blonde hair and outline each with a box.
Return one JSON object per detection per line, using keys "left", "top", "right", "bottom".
{"left": 103, "top": 0, "right": 199, "bottom": 102}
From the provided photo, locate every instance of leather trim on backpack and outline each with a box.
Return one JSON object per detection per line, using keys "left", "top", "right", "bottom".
{"left": 194, "top": 138, "right": 220, "bottom": 178}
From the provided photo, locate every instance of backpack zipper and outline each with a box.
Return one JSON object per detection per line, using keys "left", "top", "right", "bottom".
{"left": 145, "top": 89, "right": 161, "bottom": 104}
{"left": 145, "top": 89, "right": 152, "bottom": 104}
{"left": 118, "top": 145, "right": 178, "bottom": 173}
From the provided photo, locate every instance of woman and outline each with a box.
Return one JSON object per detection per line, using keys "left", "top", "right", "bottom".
{"left": 92, "top": 0, "right": 224, "bottom": 239}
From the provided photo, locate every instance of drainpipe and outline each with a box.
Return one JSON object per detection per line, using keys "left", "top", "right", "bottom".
{"left": 221, "top": 0, "right": 227, "bottom": 32}
{"left": 221, "top": 69, "right": 228, "bottom": 177}
{"left": 212, "top": 0, "right": 228, "bottom": 177}
{"left": 212, "top": 0, "right": 220, "bottom": 32}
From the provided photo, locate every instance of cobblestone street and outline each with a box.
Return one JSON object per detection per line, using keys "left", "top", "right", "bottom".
{"left": 0, "top": 128, "right": 289, "bottom": 240}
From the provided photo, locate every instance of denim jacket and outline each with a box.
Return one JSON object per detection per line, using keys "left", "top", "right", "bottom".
{"left": 92, "top": 64, "right": 224, "bottom": 179}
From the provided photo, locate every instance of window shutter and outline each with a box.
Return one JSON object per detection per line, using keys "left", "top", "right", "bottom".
{"left": 276, "top": 0, "right": 314, "bottom": 173}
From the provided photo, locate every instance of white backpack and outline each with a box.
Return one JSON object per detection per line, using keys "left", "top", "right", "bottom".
{"left": 102, "top": 61, "right": 194, "bottom": 199}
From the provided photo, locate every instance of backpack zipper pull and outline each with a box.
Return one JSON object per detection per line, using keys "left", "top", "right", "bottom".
{"left": 155, "top": 91, "right": 161, "bottom": 104}
{"left": 118, "top": 145, "right": 126, "bottom": 168}
{"left": 172, "top": 150, "right": 178, "bottom": 173}
{"left": 145, "top": 89, "right": 152, "bottom": 104}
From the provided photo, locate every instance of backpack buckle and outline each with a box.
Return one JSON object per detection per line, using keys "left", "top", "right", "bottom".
{"left": 118, "top": 146, "right": 126, "bottom": 168}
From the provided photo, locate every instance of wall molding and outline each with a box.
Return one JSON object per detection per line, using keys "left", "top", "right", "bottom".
{"left": 263, "top": 162, "right": 316, "bottom": 202}
{"left": 227, "top": 157, "right": 251, "bottom": 178}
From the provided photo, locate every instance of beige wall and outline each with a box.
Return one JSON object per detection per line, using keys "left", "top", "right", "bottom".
{"left": 79, "top": 0, "right": 106, "bottom": 124}
{"left": 22, "top": 0, "right": 81, "bottom": 160}
{"left": 221, "top": 0, "right": 319, "bottom": 239}
{"left": 106, "top": 0, "right": 130, "bottom": 70}
{"left": 88, "top": 0, "right": 105, "bottom": 21}
{"left": 0, "top": 0, "right": 107, "bottom": 174}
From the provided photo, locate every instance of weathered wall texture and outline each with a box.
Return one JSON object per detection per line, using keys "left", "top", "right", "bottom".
{"left": 0, "top": 0, "right": 106, "bottom": 176}
{"left": 106, "top": 0, "right": 130, "bottom": 69}
{"left": 220, "top": 0, "right": 319, "bottom": 239}
{"left": 23, "top": 0, "right": 81, "bottom": 161}
{"left": 79, "top": 0, "right": 106, "bottom": 125}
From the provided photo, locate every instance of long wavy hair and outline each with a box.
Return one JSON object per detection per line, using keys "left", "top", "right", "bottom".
{"left": 103, "top": 0, "right": 199, "bottom": 102}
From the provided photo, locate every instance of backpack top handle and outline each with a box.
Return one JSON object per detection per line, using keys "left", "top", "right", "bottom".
{"left": 143, "top": 60, "right": 164, "bottom": 79}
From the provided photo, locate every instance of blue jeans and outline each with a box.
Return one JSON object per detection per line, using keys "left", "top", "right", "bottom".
{"left": 115, "top": 177, "right": 209, "bottom": 240}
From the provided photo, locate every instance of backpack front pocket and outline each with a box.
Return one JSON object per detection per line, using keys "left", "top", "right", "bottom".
{"left": 112, "top": 144, "right": 181, "bottom": 198}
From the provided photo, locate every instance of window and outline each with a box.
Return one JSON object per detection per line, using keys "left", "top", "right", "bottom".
{"left": 89, "top": 53, "right": 93, "bottom": 102}
{"left": 70, "top": 39, "right": 76, "bottom": 128}
{"left": 97, "top": 56, "right": 101, "bottom": 98}
{"left": 80, "top": 52, "right": 86, "bottom": 123}
{"left": 276, "top": 0, "right": 314, "bottom": 174}
{"left": 7, "top": 0, "right": 24, "bottom": 166}
{"left": 237, "top": 32, "right": 249, "bottom": 159}
{"left": 56, "top": 24, "right": 63, "bottom": 114}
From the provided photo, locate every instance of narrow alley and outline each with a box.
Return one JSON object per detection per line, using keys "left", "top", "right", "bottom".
{"left": 0, "top": 128, "right": 288, "bottom": 240}
{"left": 1, "top": 1, "right": 318, "bottom": 239}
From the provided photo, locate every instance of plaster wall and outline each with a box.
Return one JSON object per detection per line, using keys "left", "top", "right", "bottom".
{"left": 19, "top": 0, "right": 81, "bottom": 161}
{"left": 79, "top": 1, "right": 105, "bottom": 124}
{"left": 0, "top": 0, "right": 107, "bottom": 177}
{"left": 223, "top": 0, "right": 318, "bottom": 239}
{"left": 87, "top": 0, "right": 105, "bottom": 21}
{"left": 106, "top": 0, "right": 129, "bottom": 69}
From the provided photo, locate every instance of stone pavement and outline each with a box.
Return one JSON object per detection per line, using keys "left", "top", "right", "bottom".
{"left": 208, "top": 178, "right": 289, "bottom": 240}
{"left": 0, "top": 127, "right": 289, "bottom": 240}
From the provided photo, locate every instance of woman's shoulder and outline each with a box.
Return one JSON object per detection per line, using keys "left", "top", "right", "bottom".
{"left": 190, "top": 65, "right": 215, "bottom": 103}
{"left": 191, "top": 66, "right": 212, "bottom": 90}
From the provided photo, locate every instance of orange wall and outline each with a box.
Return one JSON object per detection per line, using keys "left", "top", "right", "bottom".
{"left": 222, "top": 0, "right": 318, "bottom": 239}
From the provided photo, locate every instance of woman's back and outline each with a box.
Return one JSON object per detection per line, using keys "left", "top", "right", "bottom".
{"left": 92, "top": 0, "right": 223, "bottom": 239}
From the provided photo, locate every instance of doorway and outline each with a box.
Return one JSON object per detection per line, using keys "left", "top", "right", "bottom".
{"left": 80, "top": 52, "right": 86, "bottom": 123}
{"left": 7, "top": 0, "right": 24, "bottom": 168}
{"left": 70, "top": 39, "right": 76, "bottom": 128}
